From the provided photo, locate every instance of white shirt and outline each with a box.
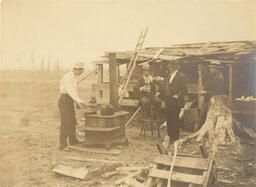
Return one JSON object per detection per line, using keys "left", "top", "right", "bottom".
{"left": 143, "top": 75, "right": 153, "bottom": 84}
{"left": 169, "top": 70, "right": 178, "bottom": 98}
{"left": 60, "top": 71, "right": 83, "bottom": 103}
{"left": 169, "top": 70, "right": 178, "bottom": 84}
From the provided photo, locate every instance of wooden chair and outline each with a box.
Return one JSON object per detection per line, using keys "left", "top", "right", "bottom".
{"left": 140, "top": 106, "right": 161, "bottom": 138}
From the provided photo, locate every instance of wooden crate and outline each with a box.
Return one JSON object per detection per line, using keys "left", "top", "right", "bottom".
{"left": 146, "top": 154, "right": 214, "bottom": 187}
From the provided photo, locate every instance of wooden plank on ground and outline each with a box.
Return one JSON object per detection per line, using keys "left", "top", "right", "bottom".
{"left": 149, "top": 169, "right": 204, "bottom": 185}
{"left": 52, "top": 164, "right": 88, "bottom": 180}
{"left": 202, "top": 159, "right": 214, "bottom": 187}
{"left": 124, "top": 178, "right": 146, "bottom": 187}
{"left": 67, "top": 145, "right": 122, "bottom": 155}
{"left": 116, "top": 166, "right": 147, "bottom": 172}
{"left": 82, "top": 126, "right": 120, "bottom": 132}
{"left": 154, "top": 155, "right": 208, "bottom": 170}
{"left": 115, "top": 170, "right": 142, "bottom": 185}
{"left": 170, "top": 153, "right": 203, "bottom": 158}
{"left": 146, "top": 164, "right": 157, "bottom": 187}
{"left": 156, "top": 179, "right": 163, "bottom": 187}
{"left": 64, "top": 156, "right": 122, "bottom": 165}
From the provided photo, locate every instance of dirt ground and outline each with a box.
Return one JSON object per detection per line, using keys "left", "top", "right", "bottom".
{"left": 0, "top": 80, "right": 255, "bottom": 187}
{"left": 0, "top": 80, "right": 165, "bottom": 186}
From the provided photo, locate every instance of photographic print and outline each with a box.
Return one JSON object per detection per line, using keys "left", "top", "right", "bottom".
{"left": 0, "top": 0, "right": 255, "bottom": 186}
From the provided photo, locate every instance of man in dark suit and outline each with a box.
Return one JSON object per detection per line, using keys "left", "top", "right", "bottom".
{"left": 164, "top": 62, "right": 188, "bottom": 142}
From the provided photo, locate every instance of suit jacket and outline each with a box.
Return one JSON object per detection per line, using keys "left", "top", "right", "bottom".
{"left": 164, "top": 71, "right": 188, "bottom": 107}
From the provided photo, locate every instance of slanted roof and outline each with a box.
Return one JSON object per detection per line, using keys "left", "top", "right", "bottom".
{"left": 94, "top": 41, "right": 256, "bottom": 65}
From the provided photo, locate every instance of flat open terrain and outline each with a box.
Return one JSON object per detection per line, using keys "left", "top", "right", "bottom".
{"left": 0, "top": 80, "right": 164, "bottom": 186}
{"left": 0, "top": 80, "right": 255, "bottom": 186}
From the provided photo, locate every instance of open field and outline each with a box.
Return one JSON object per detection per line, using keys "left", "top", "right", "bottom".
{"left": 0, "top": 80, "right": 164, "bottom": 186}
{"left": 0, "top": 80, "right": 255, "bottom": 186}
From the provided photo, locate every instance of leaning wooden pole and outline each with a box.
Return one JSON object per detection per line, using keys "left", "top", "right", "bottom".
{"left": 109, "top": 53, "right": 118, "bottom": 109}
{"left": 125, "top": 106, "right": 141, "bottom": 127}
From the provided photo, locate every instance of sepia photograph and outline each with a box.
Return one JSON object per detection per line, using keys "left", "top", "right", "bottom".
{"left": 0, "top": 0, "right": 255, "bottom": 186}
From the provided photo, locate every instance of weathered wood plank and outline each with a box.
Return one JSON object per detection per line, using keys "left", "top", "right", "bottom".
{"left": 124, "top": 178, "right": 146, "bottom": 187}
{"left": 67, "top": 145, "right": 122, "bottom": 155}
{"left": 64, "top": 156, "right": 121, "bottom": 165}
{"left": 116, "top": 166, "right": 147, "bottom": 172}
{"left": 154, "top": 155, "right": 208, "bottom": 170}
{"left": 149, "top": 169, "right": 204, "bottom": 185}
{"left": 146, "top": 164, "right": 157, "bottom": 187}
{"left": 115, "top": 170, "right": 143, "bottom": 185}
{"left": 202, "top": 159, "right": 214, "bottom": 186}
{"left": 82, "top": 126, "right": 120, "bottom": 132}
{"left": 52, "top": 164, "right": 88, "bottom": 180}
{"left": 156, "top": 179, "right": 163, "bottom": 187}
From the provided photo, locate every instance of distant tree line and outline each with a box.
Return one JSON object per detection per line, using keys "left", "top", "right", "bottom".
{"left": 1, "top": 52, "right": 96, "bottom": 81}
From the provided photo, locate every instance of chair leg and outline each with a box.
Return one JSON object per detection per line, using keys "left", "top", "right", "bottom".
{"left": 140, "top": 123, "right": 144, "bottom": 136}
{"left": 151, "top": 121, "right": 154, "bottom": 137}
{"left": 157, "top": 121, "right": 160, "bottom": 138}
{"left": 143, "top": 123, "right": 146, "bottom": 136}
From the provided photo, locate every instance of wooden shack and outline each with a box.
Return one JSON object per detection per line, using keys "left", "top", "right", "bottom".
{"left": 92, "top": 41, "right": 256, "bottom": 130}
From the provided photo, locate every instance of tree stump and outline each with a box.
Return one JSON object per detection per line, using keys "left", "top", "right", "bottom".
{"left": 167, "top": 95, "right": 256, "bottom": 187}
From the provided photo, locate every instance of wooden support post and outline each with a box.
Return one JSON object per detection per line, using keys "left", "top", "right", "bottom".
{"left": 109, "top": 53, "right": 118, "bottom": 108}
{"left": 97, "top": 64, "right": 103, "bottom": 83}
{"left": 228, "top": 64, "right": 233, "bottom": 102}
{"left": 198, "top": 64, "right": 204, "bottom": 110}
{"left": 117, "top": 65, "right": 120, "bottom": 83}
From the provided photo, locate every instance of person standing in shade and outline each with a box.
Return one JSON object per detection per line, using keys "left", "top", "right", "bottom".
{"left": 164, "top": 62, "right": 188, "bottom": 143}
{"left": 58, "top": 62, "right": 85, "bottom": 150}
{"left": 199, "top": 65, "right": 225, "bottom": 127}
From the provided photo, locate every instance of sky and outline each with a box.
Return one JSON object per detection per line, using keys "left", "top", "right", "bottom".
{"left": 0, "top": 0, "right": 256, "bottom": 70}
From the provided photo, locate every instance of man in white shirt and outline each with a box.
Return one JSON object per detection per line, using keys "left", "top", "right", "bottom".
{"left": 58, "top": 62, "right": 85, "bottom": 150}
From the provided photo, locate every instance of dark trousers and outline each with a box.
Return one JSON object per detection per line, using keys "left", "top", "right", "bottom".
{"left": 139, "top": 96, "right": 161, "bottom": 118}
{"left": 58, "top": 94, "right": 78, "bottom": 147}
{"left": 165, "top": 97, "right": 181, "bottom": 140}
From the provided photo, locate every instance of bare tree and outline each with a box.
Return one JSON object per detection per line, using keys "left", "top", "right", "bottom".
{"left": 40, "top": 57, "right": 45, "bottom": 72}
{"left": 47, "top": 53, "right": 52, "bottom": 72}
{"left": 30, "top": 51, "right": 35, "bottom": 71}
